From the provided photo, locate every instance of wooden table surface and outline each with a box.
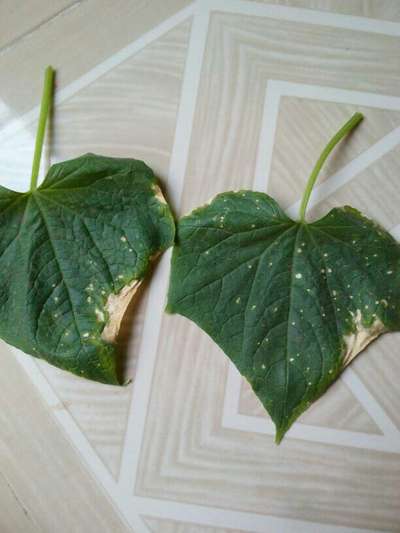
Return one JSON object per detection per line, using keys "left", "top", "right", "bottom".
{"left": 1, "top": 1, "right": 400, "bottom": 532}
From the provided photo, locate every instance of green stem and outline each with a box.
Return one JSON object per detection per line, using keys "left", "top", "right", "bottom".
{"left": 30, "top": 66, "right": 54, "bottom": 192}
{"left": 298, "top": 112, "right": 364, "bottom": 222}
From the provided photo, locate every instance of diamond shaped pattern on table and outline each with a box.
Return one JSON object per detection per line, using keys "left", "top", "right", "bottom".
{"left": 238, "top": 374, "right": 382, "bottom": 434}
{"left": 134, "top": 9, "right": 400, "bottom": 532}
{"left": 3, "top": 2, "right": 400, "bottom": 532}
{"left": 268, "top": 98, "right": 400, "bottom": 211}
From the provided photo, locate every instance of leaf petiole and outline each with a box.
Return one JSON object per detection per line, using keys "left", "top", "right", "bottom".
{"left": 30, "top": 66, "right": 54, "bottom": 192}
{"left": 298, "top": 112, "right": 364, "bottom": 222}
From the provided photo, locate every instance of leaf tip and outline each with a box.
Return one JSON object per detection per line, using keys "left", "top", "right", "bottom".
{"left": 274, "top": 427, "right": 286, "bottom": 445}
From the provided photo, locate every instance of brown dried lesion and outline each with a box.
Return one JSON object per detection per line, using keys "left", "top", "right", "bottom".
{"left": 152, "top": 183, "right": 167, "bottom": 204}
{"left": 101, "top": 185, "right": 169, "bottom": 343}
{"left": 101, "top": 279, "right": 142, "bottom": 342}
{"left": 342, "top": 309, "right": 385, "bottom": 367}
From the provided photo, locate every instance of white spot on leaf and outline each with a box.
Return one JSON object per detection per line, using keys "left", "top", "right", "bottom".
{"left": 95, "top": 308, "right": 105, "bottom": 322}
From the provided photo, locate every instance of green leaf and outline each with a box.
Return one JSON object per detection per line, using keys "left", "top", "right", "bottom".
{"left": 1, "top": 67, "right": 174, "bottom": 384}
{"left": 167, "top": 114, "right": 400, "bottom": 442}
{"left": 0, "top": 153, "right": 175, "bottom": 384}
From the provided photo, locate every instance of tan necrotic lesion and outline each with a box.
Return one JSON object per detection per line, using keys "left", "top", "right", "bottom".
{"left": 342, "top": 309, "right": 385, "bottom": 368}
{"left": 101, "top": 279, "right": 142, "bottom": 343}
{"left": 101, "top": 184, "right": 168, "bottom": 343}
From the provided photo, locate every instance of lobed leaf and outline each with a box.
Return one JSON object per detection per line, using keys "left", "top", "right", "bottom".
{"left": 167, "top": 191, "right": 400, "bottom": 441}
{"left": 0, "top": 153, "right": 175, "bottom": 384}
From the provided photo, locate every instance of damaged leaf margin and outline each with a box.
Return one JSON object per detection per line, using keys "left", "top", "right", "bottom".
{"left": 0, "top": 67, "right": 176, "bottom": 384}
{"left": 167, "top": 192, "right": 400, "bottom": 443}
{"left": 167, "top": 113, "right": 400, "bottom": 442}
{"left": 0, "top": 154, "right": 175, "bottom": 384}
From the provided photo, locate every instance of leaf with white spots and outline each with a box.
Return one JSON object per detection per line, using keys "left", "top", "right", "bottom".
{"left": 167, "top": 113, "right": 400, "bottom": 442}
{"left": 0, "top": 153, "right": 175, "bottom": 383}
{"left": 0, "top": 68, "right": 174, "bottom": 384}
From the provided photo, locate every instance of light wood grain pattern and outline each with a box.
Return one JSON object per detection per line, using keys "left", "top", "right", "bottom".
{"left": 135, "top": 10, "right": 400, "bottom": 532}
{"left": 51, "top": 20, "right": 191, "bottom": 178}
{"left": 269, "top": 98, "right": 400, "bottom": 211}
{"left": 136, "top": 317, "right": 400, "bottom": 531}
{"left": 251, "top": 0, "right": 400, "bottom": 21}
{"left": 0, "top": 343, "right": 129, "bottom": 533}
{"left": 353, "top": 331, "right": 400, "bottom": 431}
{"left": 239, "top": 376, "right": 381, "bottom": 434}
{"left": 145, "top": 517, "right": 246, "bottom": 533}
{"left": 0, "top": 0, "right": 191, "bottom": 127}
{"left": 0, "top": 0, "right": 76, "bottom": 50}
{"left": 307, "top": 145, "right": 400, "bottom": 229}
{"left": 181, "top": 12, "right": 400, "bottom": 217}
{"left": 0, "top": 472, "right": 40, "bottom": 533}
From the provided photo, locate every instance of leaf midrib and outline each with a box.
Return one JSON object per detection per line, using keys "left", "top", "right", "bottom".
{"left": 282, "top": 224, "right": 302, "bottom": 423}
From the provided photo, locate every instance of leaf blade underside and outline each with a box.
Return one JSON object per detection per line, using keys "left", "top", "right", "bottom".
{"left": 0, "top": 153, "right": 175, "bottom": 384}
{"left": 167, "top": 191, "right": 400, "bottom": 442}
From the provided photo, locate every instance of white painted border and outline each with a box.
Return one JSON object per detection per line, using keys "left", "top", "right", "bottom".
{"left": 118, "top": 0, "right": 211, "bottom": 493}
{"left": 224, "top": 79, "right": 400, "bottom": 453}
{"left": 206, "top": 0, "right": 400, "bottom": 36}
{"left": 12, "top": 350, "right": 148, "bottom": 532}
{"left": 136, "top": 496, "right": 383, "bottom": 533}
{"left": 3, "top": 0, "right": 400, "bottom": 532}
{"left": 0, "top": 4, "right": 196, "bottom": 144}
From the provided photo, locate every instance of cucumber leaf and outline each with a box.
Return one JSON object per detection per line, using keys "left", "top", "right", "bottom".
{"left": 0, "top": 153, "right": 175, "bottom": 384}
{"left": 167, "top": 113, "right": 400, "bottom": 442}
